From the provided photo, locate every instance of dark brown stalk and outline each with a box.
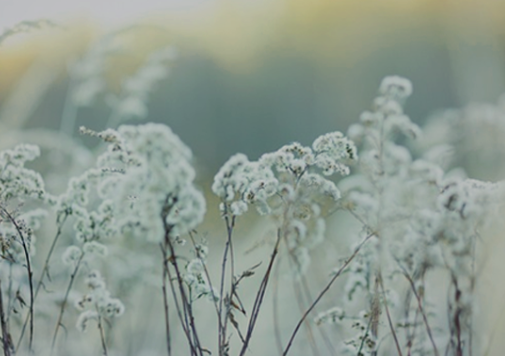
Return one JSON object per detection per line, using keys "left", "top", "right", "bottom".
{"left": 97, "top": 313, "right": 108, "bottom": 356}
{"left": 165, "top": 238, "right": 203, "bottom": 356}
{"left": 218, "top": 209, "right": 235, "bottom": 356}
{"left": 285, "top": 252, "right": 320, "bottom": 356}
{"left": 161, "top": 196, "right": 203, "bottom": 356}
{"left": 377, "top": 273, "right": 403, "bottom": 356}
{"left": 162, "top": 246, "right": 196, "bottom": 355}
{"left": 51, "top": 251, "right": 85, "bottom": 351}
{"left": 0, "top": 280, "right": 13, "bottom": 356}
{"left": 161, "top": 246, "right": 171, "bottom": 356}
{"left": 283, "top": 232, "right": 374, "bottom": 356}
{"left": 0, "top": 206, "right": 34, "bottom": 352}
{"left": 238, "top": 227, "right": 283, "bottom": 356}
{"left": 451, "top": 275, "right": 463, "bottom": 356}
{"left": 398, "top": 265, "right": 439, "bottom": 356}
{"left": 17, "top": 213, "right": 68, "bottom": 350}
{"left": 273, "top": 258, "right": 283, "bottom": 356}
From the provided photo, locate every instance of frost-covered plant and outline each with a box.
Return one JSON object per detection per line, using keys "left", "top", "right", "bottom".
{"left": 0, "top": 143, "right": 54, "bottom": 353}
{"left": 79, "top": 123, "right": 208, "bottom": 355}
{"left": 211, "top": 131, "right": 356, "bottom": 355}
{"left": 314, "top": 76, "right": 505, "bottom": 356}
{"left": 74, "top": 270, "right": 124, "bottom": 355}
{"left": 2, "top": 65, "right": 505, "bottom": 356}
{"left": 213, "top": 133, "right": 356, "bottom": 275}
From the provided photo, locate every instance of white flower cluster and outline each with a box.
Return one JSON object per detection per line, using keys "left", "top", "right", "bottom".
{"left": 75, "top": 270, "right": 125, "bottom": 332}
{"left": 0, "top": 143, "right": 53, "bottom": 267}
{"left": 213, "top": 133, "right": 356, "bottom": 274}
{"left": 318, "top": 77, "right": 505, "bottom": 355}
{"left": 184, "top": 258, "right": 219, "bottom": 303}
{"left": 0, "top": 144, "right": 52, "bottom": 202}
{"left": 91, "top": 123, "right": 206, "bottom": 241}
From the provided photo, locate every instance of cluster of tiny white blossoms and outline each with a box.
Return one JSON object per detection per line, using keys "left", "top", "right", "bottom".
{"left": 314, "top": 76, "right": 505, "bottom": 355}
{"left": 0, "top": 144, "right": 53, "bottom": 296}
{"left": 213, "top": 132, "right": 357, "bottom": 274}
{"left": 184, "top": 247, "right": 219, "bottom": 303}
{"left": 74, "top": 270, "right": 125, "bottom": 332}
{"left": 57, "top": 167, "right": 117, "bottom": 269}
{"left": 0, "top": 144, "right": 52, "bottom": 203}
{"left": 86, "top": 123, "right": 206, "bottom": 241}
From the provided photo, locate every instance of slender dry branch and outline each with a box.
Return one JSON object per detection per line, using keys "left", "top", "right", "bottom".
{"left": 239, "top": 228, "right": 283, "bottom": 356}
{"left": 0, "top": 206, "right": 35, "bottom": 352}
{"left": 161, "top": 251, "right": 171, "bottom": 356}
{"left": 17, "top": 213, "right": 68, "bottom": 350}
{"left": 51, "top": 252, "right": 85, "bottom": 351}
{"left": 397, "top": 263, "right": 439, "bottom": 356}
{"left": 97, "top": 313, "right": 108, "bottom": 356}
{"left": 218, "top": 209, "right": 235, "bottom": 356}
{"left": 0, "top": 279, "right": 13, "bottom": 356}
{"left": 377, "top": 273, "right": 403, "bottom": 356}
{"left": 282, "top": 232, "right": 375, "bottom": 356}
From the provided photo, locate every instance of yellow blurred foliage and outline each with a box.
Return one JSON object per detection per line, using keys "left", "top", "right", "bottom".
{"left": 1, "top": 0, "right": 505, "bottom": 93}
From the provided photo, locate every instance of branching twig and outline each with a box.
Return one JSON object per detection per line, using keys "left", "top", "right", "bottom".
{"left": 397, "top": 263, "right": 439, "bottom": 356}
{"left": 0, "top": 279, "right": 13, "bottom": 356}
{"left": 238, "top": 227, "right": 283, "bottom": 356}
{"left": 16, "top": 213, "right": 68, "bottom": 350}
{"left": 97, "top": 313, "right": 108, "bottom": 356}
{"left": 282, "top": 232, "right": 375, "bottom": 355}
{"left": 377, "top": 272, "right": 403, "bottom": 356}
{"left": 0, "top": 206, "right": 35, "bottom": 352}
{"left": 51, "top": 251, "right": 85, "bottom": 351}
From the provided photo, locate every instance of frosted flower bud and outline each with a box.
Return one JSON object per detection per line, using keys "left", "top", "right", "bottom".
{"left": 375, "top": 97, "right": 403, "bottom": 116}
{"left": 385, "top": 114, "right": 421, "bottom": 139}
{"left": 83, "top": 241, "right": 108, "bottom": 257}
{"left": 100, "top": 298, "right": 125, "bottom": 317}
{"left": 195, "top": 244, "right": 209, "bottom": 259}
{"left": 187, "top": 259, "right": 204, "bottom": 275}
{"left": 62, "top": 246, "right": 83, "bottom": 266}
{"left": 76, "top": 310, "right": 98, "bottom": 332}
{"left": 230, "top": 201, "right": 248, "bottom": 216}
{"left": 75, "top": 294, "right": 94, "bottom": 311}
{"left": 85, "top": 270, "right": 106, "bottom": 290}
{"left": 315, "top": 307, "right": 346, "bottom": 325}
{"left": 379, "top": 76, "right": 413, "bottom": 99}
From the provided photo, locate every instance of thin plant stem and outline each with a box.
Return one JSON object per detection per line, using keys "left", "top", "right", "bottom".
{"left": 161, "top": 248, "right": 171, "bottom": 356}
{"left": 16, "top": 213, "right": 68, "bottom": 351}
{"left": 0, "top": 279, "right": 13, "bottom": 356}
{"left": 273, "top": 257, "right": 283, "bottom": 356}
{"left": 97, "top": 313, "right": 108, "bottom": 356}
{"left": 239, "top": 227, "right": 283, "bottom": 356}
{"left": 160, "top": 243, "right": 195, "bottom": 355}
{"left": 51, "top": 251, "right": 85, "bottom": 351}
{"left": 0, "top": 206, "right": 35, "bottom": 352}
{"left": 377, "top": 272, "right": 403, "bottom": 356}
{"left": 297, "top": 274, "right": 337, "bottom": 355}
{"left": 283, "top": 232, "right": 375, "bottom": 356}
{"left": 285, "top": 251, "right": 320, "bottom": 356}
{"left": 397, "top": 263, "right": 439, "bottom": 356}
{"left": 218, "top": 208, "right": 235, "bottom": 356}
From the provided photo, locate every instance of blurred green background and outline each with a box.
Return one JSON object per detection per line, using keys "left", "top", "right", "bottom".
{"left": 2, "top": 0, "right": 505, "bottom": 175}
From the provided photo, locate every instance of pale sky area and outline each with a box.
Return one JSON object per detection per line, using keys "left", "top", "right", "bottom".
{"left": 0, "top": 0, "right": 213, "bottom": 29}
